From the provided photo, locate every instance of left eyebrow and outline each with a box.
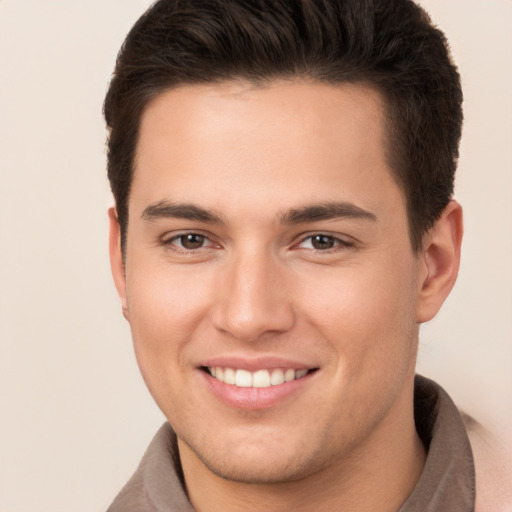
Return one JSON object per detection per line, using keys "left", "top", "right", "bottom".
{"left": 279, "top": 202, "right": 377, "bottom": 224}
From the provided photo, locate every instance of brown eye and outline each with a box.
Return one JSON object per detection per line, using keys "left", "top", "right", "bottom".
{"left": 311, "top": 235, "right": 336, "bottom": 250}
{"left": 296, "top": 234, "right": 353, "bottom": 252}
{"left": 178, "top": 233, "right": 206, "bottom": 249}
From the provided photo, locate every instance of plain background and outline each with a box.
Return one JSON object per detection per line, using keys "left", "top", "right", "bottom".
{"left": 0, "top": 1, "right": 510, "bottom": 510}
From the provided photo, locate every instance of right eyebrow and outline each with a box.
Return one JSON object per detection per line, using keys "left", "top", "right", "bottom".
{"left": 141, "top": 200, "right": 225, "bottom": 224}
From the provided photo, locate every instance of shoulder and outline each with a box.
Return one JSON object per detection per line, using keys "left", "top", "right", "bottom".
{"left": 106, "top": 469, "right": 156, "bottom": 512}
{"left": 106, "top": 423, "right": 194, "bottom": 512}
{"left": 463, "top": 414, "right": 512, "bottom": 512}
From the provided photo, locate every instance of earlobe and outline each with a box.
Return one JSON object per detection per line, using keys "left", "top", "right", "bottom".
{"left": 108, "top": 207, "right": 129, "bottom": 321}
{"left": 416, "top": 200, "right": 463, "bottom": 323}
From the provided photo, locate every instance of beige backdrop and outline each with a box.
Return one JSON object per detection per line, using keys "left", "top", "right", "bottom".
{"left": 1, "top": 1, "right": 511, "bottom": 510}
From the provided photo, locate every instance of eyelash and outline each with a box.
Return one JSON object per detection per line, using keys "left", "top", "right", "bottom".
{"left": 160, "top": 231, "right": 219, "bottom": 254}
{"left": 161, "top": 231, "right": 354, "bottom": 254}
{"left": 295, "top": 233, "right": 355, "bottom": 252}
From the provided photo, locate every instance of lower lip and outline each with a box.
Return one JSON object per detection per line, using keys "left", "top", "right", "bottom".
{"left": 200, "top": 370, "right": 315, "bottom": 410}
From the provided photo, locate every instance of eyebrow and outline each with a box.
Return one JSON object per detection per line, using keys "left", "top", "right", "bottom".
{"left": 279, "top": 202, "right": 377, "bottom": 224}
{"left": 141, "top": 200, "right": 376, "bottom": 226}
{"left": 141, "top": 201, "right": 225, "bottom": 224}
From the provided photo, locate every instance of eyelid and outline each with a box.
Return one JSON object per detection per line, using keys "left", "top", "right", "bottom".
{"left": 160, "top": 230, "right": 220, "bottom": 251}
{"left": 293, "top": 232, "right": 356, "bottom": 251}
{"left": 158, "top": 229, "right": 355, "bottom": 253}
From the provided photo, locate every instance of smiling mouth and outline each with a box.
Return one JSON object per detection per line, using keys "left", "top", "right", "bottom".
{"left": 201, "top": 367, "right": 318, "bottom": 388}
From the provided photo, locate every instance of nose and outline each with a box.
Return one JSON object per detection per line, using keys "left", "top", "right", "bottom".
{"left": 211, "top": 250, "right": 295, "bottom": 342}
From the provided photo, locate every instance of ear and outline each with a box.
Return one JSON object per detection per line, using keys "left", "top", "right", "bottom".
{"left": 108, "top": 207, "right": 129, "bottom": 322}
{"left": 416, "top": 200, "right": 463, "bottom": 323}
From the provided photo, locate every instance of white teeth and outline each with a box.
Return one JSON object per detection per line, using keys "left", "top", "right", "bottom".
{"left": 235, "top": 369, "right": 252, "bottom": 387}
{"left": 284, "top": 368, "right": 296, "bottom": 382}
{"left": 224, "top": 368, "right": 236, "bottom": 385}
{"left": 270, "top": 369, "right": 285, "bottom": 385}
{"left": 208, "top": 366, "right": 310, "bottom": 387}
{"left": 253, "top": 370, "right": 271, "bottom": 388}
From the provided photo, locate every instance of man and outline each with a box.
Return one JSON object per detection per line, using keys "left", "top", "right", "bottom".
{"left": 103, "top": 1, "right": 479, "bottom": 510}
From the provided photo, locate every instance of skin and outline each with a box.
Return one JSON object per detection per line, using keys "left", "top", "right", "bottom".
{"left": 109, "top": 80, "right": 463, "bottom": 511}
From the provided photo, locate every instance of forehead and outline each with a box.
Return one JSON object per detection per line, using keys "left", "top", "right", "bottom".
{"left": 132, "top": 80, "right": 404, "bottom": 222}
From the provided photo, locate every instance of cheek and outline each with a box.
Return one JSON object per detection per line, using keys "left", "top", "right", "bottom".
{"left": 299, "top": 255, "right": 419, "bottom": 374}
{"left": 125, "top": 264, "right": 213, "bottom": 371}
{"left": 123, "top": 264, "right": 218, "bottom": 420}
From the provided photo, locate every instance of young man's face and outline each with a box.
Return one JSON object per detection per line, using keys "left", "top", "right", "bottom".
{"left": 111, "top": 81, "right": 430, "bottom": 483}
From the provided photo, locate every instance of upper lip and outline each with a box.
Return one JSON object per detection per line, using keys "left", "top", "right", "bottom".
{"left": 199, "top": 355, "right": 318, "bottom": 371}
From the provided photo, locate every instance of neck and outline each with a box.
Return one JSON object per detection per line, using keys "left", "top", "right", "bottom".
{"left": 178, "top": 382, "right": 426, "bottom": 512}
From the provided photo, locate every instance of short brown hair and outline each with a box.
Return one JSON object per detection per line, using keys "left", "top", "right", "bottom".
{"left": 104, "top": 0, "right": 463, "bottom": 253}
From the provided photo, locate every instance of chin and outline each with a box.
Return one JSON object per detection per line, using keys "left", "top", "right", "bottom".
{"left": 199, "top": 451, "right": 319, "bottom": 484}
{"left": 178, "top": 427, "right": 335, "bottom": 485}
